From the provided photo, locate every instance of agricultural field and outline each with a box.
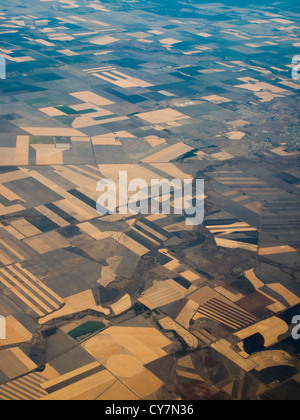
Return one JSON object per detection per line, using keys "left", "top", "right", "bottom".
{"left": 0, "top": 0, "right": 299, "bottom": 402}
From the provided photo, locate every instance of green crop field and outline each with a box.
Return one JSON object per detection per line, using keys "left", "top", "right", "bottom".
{"left": 68, "top": 321, "right": 106, "bottom": 342}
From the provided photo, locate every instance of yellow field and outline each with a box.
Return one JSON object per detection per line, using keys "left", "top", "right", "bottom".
{"left": 142, "top": 143, "right": 194, "bottom": 163}
{"left": 235, "top": 316, "right": 289, "bottom": 347}
{"left": 0, "top": 264, "right": 63, "bottom": 318}
{"left": 139, "top": 279, "right": 186, "bottom": 309}
{"left": 158, "top": 317, "right": 198, "bottom": 350}
{"left": 250, "top": 350, "right": 294, "bottom": 372}
{"left": 39, "top": 289, "right": 110, "bottom": 325}
{"left": 24, "top": 231, "right": 69, "bottom": 254}
{"left": 0, "top": 316, "right": 32, "bottom": 348}
{"left": 137, "top": 108, "right": 189, "bottom": 124}
{"left": 212, "top": 340, "right": 256, "bottom": 372}
{"left": 0, "top": 347, "right": 37, "bottom": 380}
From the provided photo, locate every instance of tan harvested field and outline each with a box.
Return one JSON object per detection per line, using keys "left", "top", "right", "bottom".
{"left": 145, "top": 136, "right": 166, "bottom": 148}
{"left": 35, "top": 205, "right": 70, "bottom": 228}
{"left": 0, "top": 238, "right": 26, "bottom": 262}
{"left": 215, "top": 237, "right": 258, "bottom": 252}
{"left": 1, "top": 53, "right": 35, "bottom": 63}
{"left": 70, "top": 91, "right": 114, "bottom": 106}
{"left": 0, "top": 347, "right": 37, "bottom": 380}
{"left": 83, "top": 335, "right": 122, "bottom": 359}
{"left": 0, "top": 315, "right": 32, "bottom": 348}
{"left": 0, "top": 184, "right": 24, "bottom": 202}
{"left": 10, "top": 218, "right": 41, "bottom": 238}
{"left": 0, "top": 169, "right": 29, "bottom": 184}
{"left": 207, "top": 221, "right": 256, "bottom": 234}
{"left": 158, "top": 317, "right": 198, "bottom": 350}
{"left": 21, "top": 127, "right": 84, "bottom": 137}
{"left": 24, "top": 231, "right": 70, "bottom": 254}
{"left": 84, "top": 325, "right": 171, "bottom": 364}
{"left": 20, "top": 170, "right": 97, "bottom": 220}
{"left": 119, "top": 234, "right": 150, "bottom": 256}
{"left": 244, "top": 269, "right": 264, "bottom": 288}
{"left": 0, "top": 368, "right": 57, "bottom": 401}
{"left": 160, "top": 38, "right": 181, "bottom": 45}
{"left": 136, "top": 221, "right": 168, "bottom": 242}
{"left": 190, "top": 286, "right": 257, "bottom": 330}
{"left": 211, "top": 151, "right": 234, "bottom": 161}
{"left": 46, "top": 185, "right": 99, "bottom": 218}
{"left": 212, "top": 340, "right": 256, "bottom": 372}
{"left": 78, "top": 222, "right": 110, "bottom": 240}
{"left": 92, "top": 135, "right": 122, "bottom": 146}
{"left": 244, "top": 201, "right": 263, "bottom": 214}
{"left": 99, "top": 163, "right": 159, "bottom": 184}
{"left": 51, "top": 165, "right": 99, "bottom": 188}
{"left": 98, "top": 256, "right": 123, "bottom": 287}
{"left": 0, "top": 147, "right": 16, "bottom": 166}
{"left": 244, "top": 269, "right": 286, "bottom": 312}
{"left": 180, "top": 270, "right": 201, "bottom": 282}
{"left": 164, "top": 221, "right": 195, "bottom": 232}
{"left": 202, "top": 95, "right": 231, "bottom": 103}
{"left": 39, "top": 290, "right": 110, "bottom": 325}
{"left": 68, "top": 165, "right": 100, "bottom": 179}
{"left": 15, "top": 136, "right": 29, "bottom": 165}
{"left": 176, "top": 299, "right": 199, "bottom": 329}
{"left": 235, "top": 78, "right": 290, "bottom": 102}
{"left": 226, "top": 131, "right": 246, "bottom": 140}
{"left": 0, "top": 245, "right": 20, "bottom": 264}
{"left": 227, "top": 119, "right": 250, "bottom": 127}
{"left": 164, "top": 258, "right": 181, "bottom": 271}
{"left": 41, "top": 362, "right": 101, "bottom": 392}
{"left": 259, "top": 246, "right": 297, "bottom": 255}
{"left": 0, "top": 0, "right": 300, "bottom": 402}
{"left": 81, "top": 324, "right": 171, "bottom": 398}
{"left": 146, "top": 214, "right": 167, "bottom": 222}
{"left": 131, "top": 226, "right": 160, "bottom": 247}
{"left": 235, "top": 317, "right": 289, "bottom": 347}
{"left": 110, "top": 294, "right": 132, "bottom": 316}
{"left": 31, "top": 145, "right": 64, "bottom": 165}
{"left": 41, "top": 369, "right": 116, "bottom": 400}
{"left": 193, "top": 329, "right": 215, "bottom": 345}
{"left": 279, "top": 80, "right": 300, "bottom": 89}
{"left": 92, "top": 69, "right": 153, "bottom": 88}
{"left": 89, "top": 36, "right": 119, "bottom": 45}
{"left": 189, "top": 286, "right": 218, "bottom": 306}
{"left": 149, "top": 162, "right": 193, "bottom": 180}
{"left": 1, "top": 225, "right": 24, "bottom": 240}
{"left": 137, "top": 108, "right": 189, "bottom": 124}
{"left": 55, "top": 199, "right": 94, "bottom": 222}
{"left": 107, "top": 355, "right": 144, "bottom": 377}
{"left": 268, "top": 283, "right": 300, "bottom": 307}
{"left": 250, "top": 350, "right": 294, "bottom": 372}
{"left": 97, "top": 381, "right": 138, "bottom": 400}
{"left": 214, "top": 286, "right": 243, "bottom": 302}
{"left": 0, "top": 264, "right": 63, "bottom": 318}
{"left": 74, "top": 115, "right": 129, "bottom": 128}
{"left": 139, "top": 279, "right": 186, "bottom": 309}
{"left": 123, "top": 370, "right": 163, "bottom": 399}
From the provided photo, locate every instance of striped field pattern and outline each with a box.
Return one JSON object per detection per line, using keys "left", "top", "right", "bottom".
{"left": 0, "top": 372, "right": 47, "bottom": 400}
{"left": 0, "top": 264, "right": 64, "bottom": 317}
{"left": 198, "top": 296, "right": 257, "bottom": 330}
